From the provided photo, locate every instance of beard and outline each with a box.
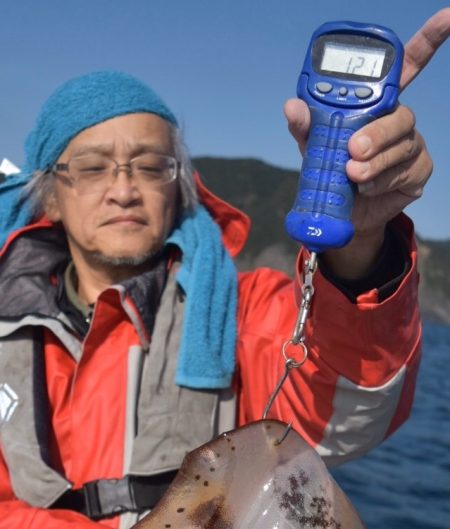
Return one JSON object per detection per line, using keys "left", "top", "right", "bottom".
{"left": 89, "top": 247, "right": 164, "bottom": 269}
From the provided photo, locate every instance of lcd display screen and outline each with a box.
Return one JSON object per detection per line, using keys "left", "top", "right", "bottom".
{"left": 320, "top": 42, "right": 386, "bottom": 78}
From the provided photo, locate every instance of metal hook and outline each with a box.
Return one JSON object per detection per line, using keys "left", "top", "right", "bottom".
{"left": 274, "top": 422, "right": 293, "bottom": 445}
{"left": 262, "top": 341, "right": 307, "bottom": 422}
{"left": 262, "top": 357, "right": 297, "bottom": 420}
{"left": 262, "top": 341, "right": 308, "bottom": 445}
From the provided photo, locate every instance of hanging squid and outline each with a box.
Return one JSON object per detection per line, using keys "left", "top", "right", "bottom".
{"left": 133, "top": 419, "right": 366, "bottom": 529}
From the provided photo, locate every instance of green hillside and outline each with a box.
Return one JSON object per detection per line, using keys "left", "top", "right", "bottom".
{"left": 194, "top": 157, "right": 299, "bottom": 258}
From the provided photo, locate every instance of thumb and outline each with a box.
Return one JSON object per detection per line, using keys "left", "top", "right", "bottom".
{"left": 284, "top": 98, "right": 311, "bottom": 154}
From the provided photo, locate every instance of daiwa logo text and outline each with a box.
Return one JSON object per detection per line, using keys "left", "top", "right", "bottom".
{"left": 307, "top": 226, "right": 322, "bottom": 237}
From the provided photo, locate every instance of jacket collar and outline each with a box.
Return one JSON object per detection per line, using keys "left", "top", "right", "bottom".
{"left": 194, "top": 171, "right": 250, "bottom": 258}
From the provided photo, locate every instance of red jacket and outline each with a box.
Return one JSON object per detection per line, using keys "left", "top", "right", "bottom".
{"left": 0, "top": 178, "right": 421, "bottom": 528}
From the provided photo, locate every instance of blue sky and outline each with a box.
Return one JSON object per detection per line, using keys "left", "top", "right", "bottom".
{"left": 1, "top": 0, "right": 449, "bottom": 239}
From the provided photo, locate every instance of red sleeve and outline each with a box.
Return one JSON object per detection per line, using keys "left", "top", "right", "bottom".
{"left": 0, "top": 451, "right": 113, "bottom": 529}
{"left": 236, "top": 214, "right": 421, "bottom": 465}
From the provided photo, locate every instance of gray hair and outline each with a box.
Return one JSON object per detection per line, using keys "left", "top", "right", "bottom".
{"left": 170, "top": 124, "right": 198, "bottom": 212}
{"left": 25, "top": 121, "right": 198, "bottom": 218}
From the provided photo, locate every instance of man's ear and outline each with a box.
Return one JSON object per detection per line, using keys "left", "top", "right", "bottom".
{"left": 44, "top": 191, "right": 62, "bottom": 222}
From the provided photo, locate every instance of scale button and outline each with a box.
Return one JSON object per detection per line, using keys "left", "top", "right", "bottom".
{"left": 316, "top": 82, "right": 333, "bottom": 93}
{"left": 355, "top": 87, "right": 373, "bottom": 99}
{"left": 339, "top": 87, "right": 348, "bottom": 96}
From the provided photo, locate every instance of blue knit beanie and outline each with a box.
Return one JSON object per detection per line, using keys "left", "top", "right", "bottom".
{"left": 23, "top": 70, "right": 178, "bottom": 175}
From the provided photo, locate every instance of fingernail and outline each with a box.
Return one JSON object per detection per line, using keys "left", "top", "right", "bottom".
{"left": 355, "top": 135, "right": 372, "bottom": 154}
{"left": 358, "top": 181, "right": 375, "bottom": 195}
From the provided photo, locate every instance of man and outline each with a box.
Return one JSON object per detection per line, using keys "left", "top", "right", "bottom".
{"left": 0, "top": 10, "right": 448, "bottom": 529}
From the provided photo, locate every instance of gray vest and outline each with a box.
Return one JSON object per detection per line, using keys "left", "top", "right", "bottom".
{"left": 0, "top": 271, "right": 236, "bottom": 508}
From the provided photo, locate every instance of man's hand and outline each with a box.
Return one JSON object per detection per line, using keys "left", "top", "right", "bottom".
{"left": 284, "top": 8, "right": 450, "bottom": 279}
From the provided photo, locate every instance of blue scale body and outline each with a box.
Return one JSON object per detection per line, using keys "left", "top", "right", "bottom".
{"left": 285, "top": 21, "right": 404, "bottom": 252}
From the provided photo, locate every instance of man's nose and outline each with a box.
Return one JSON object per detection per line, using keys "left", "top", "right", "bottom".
{"left": 105, "top": 168, "right": 141, "bottom": 204}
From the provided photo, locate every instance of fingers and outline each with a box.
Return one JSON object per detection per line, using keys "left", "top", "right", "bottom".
{"left": 400, "top": 8, "right": 450, "bottom": 90}
{"left": 349, "top": 131, "right": 421, "bottom": 188}
{"left": 283, "top": 98, "right": 311, "bottom": 153}
{"left": 346, "top": 104, "right": 432, "bottom": 201}
{"left": 355, "top": 136, "right": 432, "bottom": 199}
{"left": 347, "top": 105, "right": 416, "bottom": 171}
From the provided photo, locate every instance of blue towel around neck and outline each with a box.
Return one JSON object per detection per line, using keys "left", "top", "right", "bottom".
{"left": 167, "top": 205, "right": 238, "bottom": 389}
{"left": 0, "top": 173, "right": 32, "bottom": 248}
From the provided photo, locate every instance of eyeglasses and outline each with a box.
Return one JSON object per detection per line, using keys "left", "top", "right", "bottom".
{"left": 52, "top": 152, "right": 179, "bottom": 195}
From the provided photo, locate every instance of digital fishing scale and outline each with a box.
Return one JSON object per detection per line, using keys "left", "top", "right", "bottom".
{"left": 285, "top": 21, "right": 404, "bottom": 253}
{"left": 268, "top": 22, "right": 405, "bottom": 387}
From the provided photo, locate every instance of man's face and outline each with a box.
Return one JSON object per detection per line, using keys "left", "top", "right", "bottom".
{"left": 46, "top": 113, "right": 179, "bottom": 271}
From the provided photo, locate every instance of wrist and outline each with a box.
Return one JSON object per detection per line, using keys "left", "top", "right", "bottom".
{"left": 320, "top": 227, "right": 385, "bottom": 280}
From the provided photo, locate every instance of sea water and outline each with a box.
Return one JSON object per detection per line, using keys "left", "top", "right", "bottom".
{"left": 332, "top": 322, "right": 450, "bottom": 529}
